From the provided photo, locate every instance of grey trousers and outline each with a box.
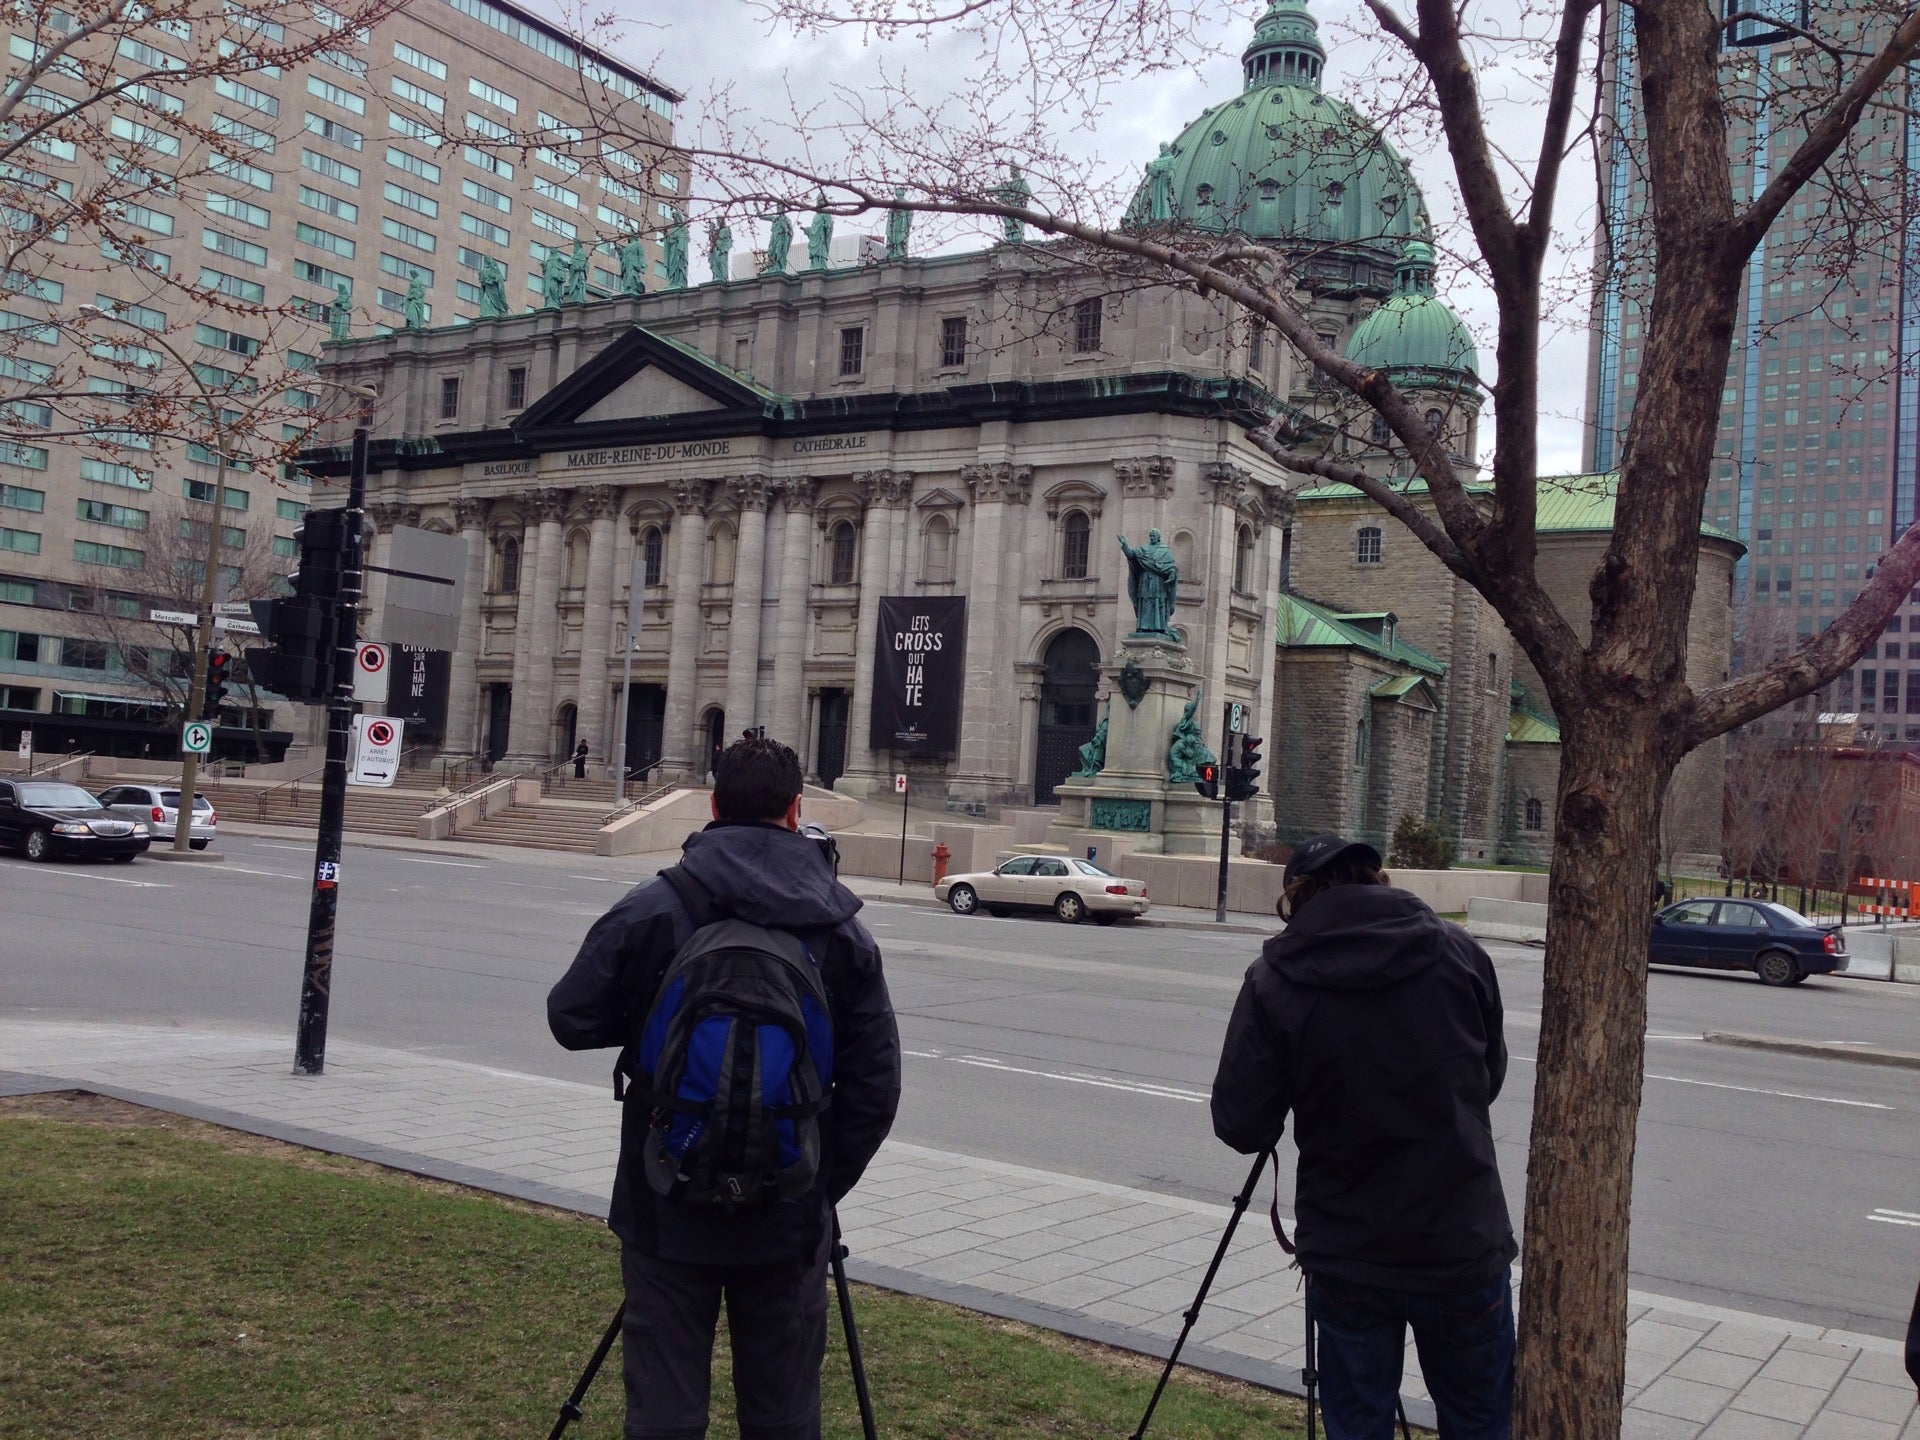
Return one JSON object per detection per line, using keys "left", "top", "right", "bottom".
{"left": 619, "top": 1234, "right": 831, "bottom": 1440}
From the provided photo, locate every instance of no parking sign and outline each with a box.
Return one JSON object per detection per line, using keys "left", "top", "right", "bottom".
{"left": 349, "top": 715, "right": 403, "bottom": 788}
{"left": 352, "top": 642, "right": 390, "bottom": 703}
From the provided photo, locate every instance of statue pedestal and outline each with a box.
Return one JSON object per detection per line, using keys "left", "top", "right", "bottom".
{"left": 1045, "top": 638, "right": 1221, "bottom": 857}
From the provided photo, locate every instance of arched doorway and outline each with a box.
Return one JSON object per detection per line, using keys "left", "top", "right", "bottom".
{"left": 554, "top": 703, "right": 577, "bottom": 765}
{"left": 703, "top": 707, "right": 726, "bottom": 780}
{"left": 1033, "top": 628, "right": 1100, "bottom": 805}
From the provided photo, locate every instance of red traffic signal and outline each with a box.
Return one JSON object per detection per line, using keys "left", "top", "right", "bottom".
{"left": 203, "top": 651, "right": 233, "bottom": 715}
{"left": 1194, "top": 761, "right": 1219, "bottom": 800}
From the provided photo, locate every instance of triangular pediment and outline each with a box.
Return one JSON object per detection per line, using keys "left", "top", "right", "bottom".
{"left": 513, "top": 326, "right": 787, "bottom": 436}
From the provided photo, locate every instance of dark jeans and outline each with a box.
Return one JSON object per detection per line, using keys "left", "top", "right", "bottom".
{"left": 1307, "top": 1268, "right": 1514, "bottom": 1440}
{"left": 619, "top": 1234, "right": 830, "bottom": 1440}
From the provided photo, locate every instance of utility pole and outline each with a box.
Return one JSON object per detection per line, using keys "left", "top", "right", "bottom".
{"left": 1215, "top": 703, "right": 1236, "bottom": 924}
{"left": 294, "top": 425, "right": 368, "bottom": 1077}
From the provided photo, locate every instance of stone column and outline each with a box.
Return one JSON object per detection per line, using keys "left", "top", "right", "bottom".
{"left": 769, "top": 478, "right": 817, "bottom": 753}
{"left": 1201, "top": 464, "right": 1251, "bottom": 730}
{"left": 837, "top": 470, "right": 907, "bottom": 792}
{"left": 949, "top": 463, "right": 1032, "bottom": 810}
{"left": 507, "top": 487, "right": 570, "bottom": 765}
{"left": 503, "top": 504, "right": 539, "bottom": 761}
{"left": 443, "top": 497, "right": 490, "bottom": 757}
{"left": 574, "top": 485, "right": 622, "bottom": 767}
{"left": 722, "top": 474, "right": 772, "bottom": 736}
{"left": 660, "top": 479, "right": 711, "bottom": 777}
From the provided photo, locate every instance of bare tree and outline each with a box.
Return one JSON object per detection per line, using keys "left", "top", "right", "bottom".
{"left": 539, "top": 1, "right": 1920, "bottom": 1428}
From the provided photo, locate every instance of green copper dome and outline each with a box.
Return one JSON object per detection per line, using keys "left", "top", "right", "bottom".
{"left": 1127, "top": 0, "right": 1430, "bottom": 258}
{"left": 1345, "top": 241, "right": 1478, "bottom": 384}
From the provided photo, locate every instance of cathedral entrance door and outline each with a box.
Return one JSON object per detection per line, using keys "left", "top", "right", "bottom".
{"left": 485, "top": 685, "right": 511, "bottom": 766}
{"left": 815, "top": 689, "right": 849, "bottom": 787}
{"left": 622, "top": 684, "right": 666, "bottom": 781}
{"left": 1034, "top": 628, "right": 1100, "bottom": 806}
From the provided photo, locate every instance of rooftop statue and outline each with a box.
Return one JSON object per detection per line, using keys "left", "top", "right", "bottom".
{"left": 805, "top": 202, "right": 833, "bottom": 271}
{"left": 1166, "top": 693, "right": 1216, "bottom": 786}
{"left": 618, "top": 236, "right": 648, "bottom": 296}
{"left": 763, "top": 211, "right": 792, "bottom": 274}
{"left": 329, "top": 281, "right": 351, "bottom": 342}
{"left": 996, "top": 163, "right": 1031, "bottom": 244}
{"left": 1144, "top": 144, "right": 1176, "bottom": 223}
{"left": 478, "top": 257, "right": 508, "bottom": 318}
{"left": 1118, "top": 529, "right": 1180, "bottom": 638}
{"left": 402, "top": 272, "right": 427, "bottom": 330}
{"left": 540, "top": 249, "right": 568, "bottom": 308}
{"left": 663, "top": 211, "right": 690, "bottom": 290}
{"left": 884, "top": 188, "right": 911, "bottom": 261}
{"left": 708, "top": 221, "right": 732, "bottom": 284}
{"left": 564, "top": 240, "right": 589, "bottom": 304}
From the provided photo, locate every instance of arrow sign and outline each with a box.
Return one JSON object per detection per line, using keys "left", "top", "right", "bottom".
{"left": 349, "top": 714, "right": 402, "bottom": 787}
{"left": 181, "top": 721, "right": 212, "bottom": 755}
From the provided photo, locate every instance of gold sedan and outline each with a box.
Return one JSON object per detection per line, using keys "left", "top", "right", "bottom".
{"left": 935, "top": 855, "right": 1150, "bottom": 925}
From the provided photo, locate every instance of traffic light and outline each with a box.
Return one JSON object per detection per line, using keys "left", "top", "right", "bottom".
{"left": 203, "top": 651, "right": 232, "bottom": 717}
{"left": 1228, "top": 735, "right": 1264, "bottom": 802}
{"left": 245, "top": 505, "right": 349, "bottom": 701}
{"left": 1194, "top": 761, "right": 1219, "bottom": 800}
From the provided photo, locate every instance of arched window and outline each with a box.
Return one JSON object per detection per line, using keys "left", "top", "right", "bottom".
{"left": 495, "top": 535, "right": 520, "bottom": 593}
{"left": 922, "top": 513, "right": 954, "bottom": 584}
{"left": 1425, "top": 407, "right": 1444, "bottom": 435}
{"left": 1172, "top": 529, "right": 1195, "bottom": 579}
{"left": 1354, "top": 525, "right": 1382, "bottom": 566}
{"left": 1524, "top": 797, "right": 1544, "bottom": 831}
{"left": 1369, "top": 413, "right": 1392, "bottom": 444}
{"left": 706, "top": 519, "right": 737, "bottom": 585}
{"left": 1233, "top": 524, "right": 1255, "bottom": 593}
{"left": 1060, "top": 510, "right": 1091, "bottom": 580}
{"left": 829, "top": 520, "right": 857, "bottom": 584}
{"left": 641, "top": 525, "right": 664, "bottom": 587}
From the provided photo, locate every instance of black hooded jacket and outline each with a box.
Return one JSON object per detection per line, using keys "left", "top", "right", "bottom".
{"left": 1212, "top": 883, "right": 1516, "bottom": 1292}
{"left": 548, "top": 820, "right": 901, "bottom": 1265}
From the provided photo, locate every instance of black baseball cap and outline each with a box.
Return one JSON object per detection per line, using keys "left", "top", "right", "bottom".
{"left": 1282, "top": 833, "right": 1382, "bottom": 886}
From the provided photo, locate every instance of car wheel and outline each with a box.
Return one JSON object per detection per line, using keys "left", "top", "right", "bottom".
{"left": 947, "top": 884, "right": 978, "bottom": 916}
{"left": 1756, "top": 950, "right": 1799, "bottom": 987}
{"left": 190, "top": 839, "right": 209, "bottom": 851}
{"left": 112, "top": 854, "right": 135, "bottom": 864}
{"left": 23, "top": 828, "right": 50, "bottom": 862}
{"left": 1094, "top": 913, "right": 1117, "bottom": 926}
{"left": 1787, "top": 969, "right": 1810, "bottom": 986}
{"left": 1055, "top": 892, "right": 1086, "bottom": 924}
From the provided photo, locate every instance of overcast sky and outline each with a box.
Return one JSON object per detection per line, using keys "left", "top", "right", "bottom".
{"left": 557, "top": 0, "right": 1596, "bottom": 473}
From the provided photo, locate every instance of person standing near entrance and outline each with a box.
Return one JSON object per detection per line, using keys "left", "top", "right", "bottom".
{"left": 573, "top": 738, "right": 590, "bottom": 779}
{"left": 1212, "top": 833, "right": 1517, "bottom": 1439}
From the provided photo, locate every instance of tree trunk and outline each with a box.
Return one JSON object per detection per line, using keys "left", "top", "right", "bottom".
{"left": 1513, "top": 703, "right": 1675, "bottom": 1436}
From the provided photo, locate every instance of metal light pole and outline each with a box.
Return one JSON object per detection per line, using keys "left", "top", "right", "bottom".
{"left": 294, "top": 423, "right": 368, "bottom": 1076}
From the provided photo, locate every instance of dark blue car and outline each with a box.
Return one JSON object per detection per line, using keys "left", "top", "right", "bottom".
{"left": 1649, "top": 898, "right": 1846, "bottom": 987}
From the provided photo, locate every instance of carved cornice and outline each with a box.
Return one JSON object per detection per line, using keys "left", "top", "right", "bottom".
{"left": 580, "top": 484, "right": 623, "bottom": 522}
{"left": 1112, "top": 455, "right": 1175, "bottom": 499}
{"left": 671, "top": 478, "right": 713, "bottom": 516}
{"left": 781, "top": 476, "right": 821, "bottom": 512}
{"left": 1201, "top": 462, "right": 1253, "bottom": 507}
{"left": 963, "top": 462, "right": 1033, "bottom": 506}
{"left": 728, "top": 473, "right": 773, "bottom": 512}
{"left": 529, "top": 487, "right": 574, "bottom": 525}
{"left": 854, "top": 468, "right": 915, "bottom": 507}
{"left": 452, "top": 496, "right": 490, "bottom": 531}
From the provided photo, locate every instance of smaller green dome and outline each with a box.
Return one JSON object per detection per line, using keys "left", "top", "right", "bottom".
{"left": 1345, "top": 241, "right": 1478, "bottom": 385}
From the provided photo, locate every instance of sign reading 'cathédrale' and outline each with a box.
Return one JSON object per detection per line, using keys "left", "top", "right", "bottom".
{"left": 869, "top": 596, "right": 967, "bottom": 753}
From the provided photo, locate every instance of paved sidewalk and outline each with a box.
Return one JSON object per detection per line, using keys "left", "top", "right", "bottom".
{"left": 3, "top": 1019, "right": 1914, "bottom": 1439}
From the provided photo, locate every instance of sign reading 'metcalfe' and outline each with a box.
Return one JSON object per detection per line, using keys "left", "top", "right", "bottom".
{"left": 869, "top": 596, "right": 967, "bottom": 753}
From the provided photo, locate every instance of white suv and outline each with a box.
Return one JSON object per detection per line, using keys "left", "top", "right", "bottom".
{"left": 97, "top": 784, "right": 217, "bottom": 849}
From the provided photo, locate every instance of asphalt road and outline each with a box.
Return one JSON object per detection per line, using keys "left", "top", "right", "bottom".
{"left": 3, "top": 831, "right": 1917, "bottom": 1342}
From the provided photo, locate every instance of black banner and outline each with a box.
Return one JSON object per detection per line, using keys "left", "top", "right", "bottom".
{"left": 386, "top": 645, "right": 450, "bottom": 741}
{"left": 869, "top": 596, "right": 966, "bottom": 753}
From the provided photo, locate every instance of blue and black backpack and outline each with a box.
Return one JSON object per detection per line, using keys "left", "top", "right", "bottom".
{"left": 630, "top": 865, "right": 834, "bottom": 1210}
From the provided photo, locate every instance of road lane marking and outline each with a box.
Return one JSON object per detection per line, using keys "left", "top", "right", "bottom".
{"left": 1509, "top": 1053, "right": 1892, "bottom": 1109}
{"left": 256, "top": 843, "right": 308, "bottom": 852}
{"left": 209, "top": 866, "right": 302, "bottom": 879}
{"left": 949, "top": 1054, "right": 1208, "bottom": 1103}
{"left": 1870, "top": 1209, "right": 1920, "bottom": 1226}
{"left": 27, "top": 869, "right": 171, "bottom": 888}
{"left": 390, "top": 856, "right": 487, "bottom": 868}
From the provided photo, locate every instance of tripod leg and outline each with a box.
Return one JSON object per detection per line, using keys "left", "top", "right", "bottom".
{"left": 547, "top": 1303, "right": 626, "bottom": 1440}
{"left": 1304, "top": 1281, "right": 1317, "bottom": 1440}
{"left": 829, "top": 1208, "right": 880, "bottom": 1440}
{"left": 1127, "top": 1150, "right": 1271, "bottom": 1440}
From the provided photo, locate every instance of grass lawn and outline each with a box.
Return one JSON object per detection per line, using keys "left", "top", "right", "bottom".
{"left": 0, "top": 1093, "right": 1314, "bottom": 1439}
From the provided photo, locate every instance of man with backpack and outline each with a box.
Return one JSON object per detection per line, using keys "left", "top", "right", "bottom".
{"left": 548, "top": 735, "right": 901, "bottom": 1440}
{"left": 1211, "top": 833, "right": 1516, "bottom": 1439}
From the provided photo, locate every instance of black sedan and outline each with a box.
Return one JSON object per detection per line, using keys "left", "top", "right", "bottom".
{"left": 1649, "top": 898, "right": 1846, "bottom": 986}
{"left": 0, "top": 778, "right": 150, "bottom": 861}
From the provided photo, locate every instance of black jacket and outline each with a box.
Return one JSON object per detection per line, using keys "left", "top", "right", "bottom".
{"left": 548, "top": 820, "right": 901, "bottom": 1265}
{"left": 1906, "top": 1280, "right": 1919, "bottom": 1391}
{"left": 1212, "top": 883, "right": 1516, "bottom": 1292}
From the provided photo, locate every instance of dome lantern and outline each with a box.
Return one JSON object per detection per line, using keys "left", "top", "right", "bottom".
{"left": 1243, "top": 0, "right": 1325, "bottom": 91}
{"left": 1345, "top": 239, "right": 1479, "bottom": 387}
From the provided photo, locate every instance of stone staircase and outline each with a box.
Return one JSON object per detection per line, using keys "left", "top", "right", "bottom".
{"left": 196, "top": 778, "right": 442, "bottom": 839}
{"left": 454, "top": 798, "right": 609, "bottom": 854}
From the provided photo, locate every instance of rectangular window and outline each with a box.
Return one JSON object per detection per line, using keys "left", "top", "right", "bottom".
{"left": 177, "top": 518, "right": 247, "bottom": 549}
{"left": 204, "top": 193, "right": 269, "bottom": 229}
{"left": 0, "top": 580, "right": 31, "bottom": 603}
{"left": 301, "top": 149, "right": 361, "bottom": 185}
{"left": 316, "top": 47, "right": 367, "bottom": 77}
{"left": 507, "top": 366, "right": 527, "bottom": 409}
{"left": 118, "top": 36, "right": 184, "bottom": 70}
{"left": 109, "top": 115, "right": 181, "bottom": 156}
{"left": 379, "top": 252, "right": 433, "bottom": 284}
{"left": 296, "top": 221, "right": 356, "bottom": 258}
{"left": 940, "top": 317, "right": 967, "bottom": 368}
{"left": 839, "top": 327, "right": 865, "bottom": 377}
{"left": 460, "top": 212, "right": 510, "bottom": 246}
{"left": 309, "top": 75, "right": 366, "bottom": 115}
{"left": 535, "top": 147, "right": 581, "bottom": 177}
{"left": 73, "top": 540, "right": 141, "bottom": 568}
{"left": 462, "top": 178, "right": 511, "bottom": 213}
{"left": 215, "top": 77, "right": 278, "bottom": 115}
{"left": 440, "top": 375, "right": 461, "bottom": 419}
{"left": 299, "top": 185, "right": 358, "bottom": 223}
{"left": 182, "top": 479, "right": 247, "bottom": 510}
{"left": 113, "top": 202, "right": 175, "bottom": 236}
{"left": 0, "top": 527, "right": 41, "bottom": 554}
{"left": 276, "top": 499, "right": 307, "bottom": 521}
{"left": 463, "top": 144, "right": 512, "bottom": 179}
{"left": 216, "top": 37, "right": 281, "bottom": 77}
{"left": 1, "top": 484, "right": 44, "bottom": 512}
{"left": 383, "top": 180, "right": 438, "bottom": 217}
{"left": 380, "top": 217, "right": 436, "bottom": 253}
{"left": 390, "top": 77, "right": 446, "bottom": 116}
{"left": 193, "top": 322, "right": 260, "bottom": 357}
{"left": 0, "top": 443, "right": 47, "bottom": 470}
{"left": 1073, "top": 297, "right": 1102, "bottom": 353}
{"left": 386, "top": 146, "right": 441, "bottom": 184}
{"left": 292, "top": 259, "right": 351, "bottom": 292}
{"left": 303, "top": 112, "right": 364, "bottom": 151}
{"left": 377, "top": 286, "right": 427, "bottom": 320}
{"left": 0, "top": 629, "right": 42, "bottom": 660}
{"left": 209, "top": 151, "right": 272, "bottom": 191}
{"left": 388, "top": 113, "right": 442, "bottom": 147}
{"left": 393, "top": 41, "right": 447, "bottom": 78}
{"left": 201, "top": 228, "right": 268, "bottom": 266}
{"left": 467, "top": 76, "right": 519, "bottom": 114}
{"left": 76, "top": 499, "right": 147, "bottom": 529}
{"left": 465, "top": 110, "right": 511, "bottom": 142}
{"left": 534, "top": 174, "right": 579, "bottom": 208}
{"left": 530, "top": 208, "right": 575, "bottom": 239}
{"left": 80, "top": 459, "right": 150, "bottom": 490}
{"left": 536, "top": 111, "right": 582, "bottom": 143}
{"left": 272, "top": 535, "right": 297, "bottom": 558}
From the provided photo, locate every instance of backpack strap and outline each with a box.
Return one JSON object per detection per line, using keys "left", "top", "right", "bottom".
{"left": 658, "top": 863, "right": 724, "bottom": 931}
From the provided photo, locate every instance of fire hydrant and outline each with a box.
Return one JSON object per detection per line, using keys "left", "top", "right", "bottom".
{"left": 931, "top": 843, "right": 952, "bottom": 886}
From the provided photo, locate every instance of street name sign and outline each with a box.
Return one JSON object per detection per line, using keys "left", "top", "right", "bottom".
{"left": 149, "top": 609, "right": 197, "bottom": 627}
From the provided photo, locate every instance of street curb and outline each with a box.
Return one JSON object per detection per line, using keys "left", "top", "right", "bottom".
{"left": 843, "top": 884, "right": 1274, "bottom": 936}
{"left": 1702, "top": 1031, "right": 1920, "bottom": 1070}
{"left": 144, "top": 848, "right": 226, "bottom": 863}
{"left": 0, "top": 1070, "right": 1438, "bottom": 1430}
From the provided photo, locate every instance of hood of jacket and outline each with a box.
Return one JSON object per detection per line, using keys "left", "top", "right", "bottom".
{"left": 1262, "top": 884, "right": 1446, "bottom": 990}
{"left": 677, "top": 819, "right": 864, "bottom": 930}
